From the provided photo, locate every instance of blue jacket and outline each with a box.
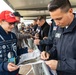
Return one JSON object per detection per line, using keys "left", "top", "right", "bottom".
{"left": 48, "top": 15, "right": 76, "bottom": 75}
{"left": 0, "top": 26, "right": 27, "bottom": 75}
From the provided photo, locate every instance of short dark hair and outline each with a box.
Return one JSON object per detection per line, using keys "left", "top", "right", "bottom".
{"left": 37, "top": 15, "right": 46, "bottom": 20}
{"left": 48, "top": 0, "right": 71, "bottom": 12}
{"left": 33, "top": 19, "right": 37, "bottom": 22}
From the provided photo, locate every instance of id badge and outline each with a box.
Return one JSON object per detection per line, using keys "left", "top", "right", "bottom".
{"left": 8, "top": 52, "right": 16, "bottom": 64}
{"left": 8, "top": 57, "right": 16, "bottom": 64}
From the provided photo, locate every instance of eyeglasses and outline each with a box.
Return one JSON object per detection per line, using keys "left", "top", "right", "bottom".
{"left": 8, "top": 22, "right": 16, "bottom": 25}
{"left": 2, "top": 20, "right": 16, "bottom": 25}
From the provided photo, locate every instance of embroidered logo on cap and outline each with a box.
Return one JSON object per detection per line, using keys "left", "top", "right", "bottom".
{"left": 9, "top": 13, "right": 15, "bottom": 17}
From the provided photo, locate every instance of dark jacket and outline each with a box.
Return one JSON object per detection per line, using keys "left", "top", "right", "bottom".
{"left": 39, "top": 22, "right": 50, "bottom": 40}
{"left": 0, "top": 26, "right": 27, "bottom": 75}
{"left": 38, "top": 22, "right": 50, "bottom": 51}
{"left": 39, "top": 20, "right": 57, "bottom": 45}
{"left": 39, "top": 20, "right": 57, "bottom": 51}
{"left": 48, "top": 15, "right": 76, "bottom": 75}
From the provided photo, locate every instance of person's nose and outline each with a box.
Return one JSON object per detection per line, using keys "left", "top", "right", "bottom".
{"left": 55, "top": 20, "right": 60, "bottom": 26}
{"left": 11, "top": 24, "right": 15, "bottom": 28}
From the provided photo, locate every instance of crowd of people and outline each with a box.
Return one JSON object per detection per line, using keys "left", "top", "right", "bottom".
{"left": 0, "top": 0, "right": 76, "bottom": 75}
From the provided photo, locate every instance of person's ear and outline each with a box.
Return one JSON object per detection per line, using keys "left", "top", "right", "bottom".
{"left": 68, "top": 8, "right": 73, "bottom": 13}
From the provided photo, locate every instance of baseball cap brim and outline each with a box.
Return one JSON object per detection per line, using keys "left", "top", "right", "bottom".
{"left": 13, "top": 12, "right": 23, "bottom": 17}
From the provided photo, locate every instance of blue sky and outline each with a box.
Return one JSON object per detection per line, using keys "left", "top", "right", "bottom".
{"left": 0, "top": 0, "right": 14, "bottom": 13}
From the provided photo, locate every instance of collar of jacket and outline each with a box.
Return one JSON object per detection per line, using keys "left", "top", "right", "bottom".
{"left": 41, "top": 22, "right": 48, "bottom": 29}
{"left": 63, "top": 15, "right": 76, "bottom": 34}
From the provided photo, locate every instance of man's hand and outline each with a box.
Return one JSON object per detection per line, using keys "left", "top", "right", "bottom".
{"left": 41, "top": 51, "right": 50, "bottom": 60}
{"left": 34, "top": 33, "right": 39, "bottom": 39}
{"left": 34, "top": 39, "right": 40, "bottom": 45}
{"left": 45, "top": 60, "right": 58, "bottom": 70}
{"left": 28, "top": 48, "right": 33, "bottom": 53}
{"left": 7, "top": 63, "right": 19, "bottom": 72}
{"left": 43, "top": 37, "right": 48, "bottom": 39}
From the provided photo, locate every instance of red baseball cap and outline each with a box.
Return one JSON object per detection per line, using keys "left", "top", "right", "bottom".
{"left": 0, "top": 10, "right": 18, "bottom": 23}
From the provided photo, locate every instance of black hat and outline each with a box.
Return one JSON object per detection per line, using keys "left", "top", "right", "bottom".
{"left": 13, "top": 12, "right": 23, "bottom": 17}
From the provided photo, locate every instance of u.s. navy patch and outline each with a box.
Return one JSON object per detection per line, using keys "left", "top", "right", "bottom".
{"left": 55, "top": 33, "right": 61, "bottom": 38}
